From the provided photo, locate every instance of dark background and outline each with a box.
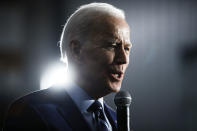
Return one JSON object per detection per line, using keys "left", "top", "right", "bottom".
{"left": 0, "top": 0, "right": 197, "bottom": 130}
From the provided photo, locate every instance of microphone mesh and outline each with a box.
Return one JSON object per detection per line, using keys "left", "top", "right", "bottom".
{"left": 114, "top": 91, "right": 132, "bottom": 106}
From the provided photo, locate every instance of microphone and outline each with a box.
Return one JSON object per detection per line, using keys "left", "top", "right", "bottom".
{"left": 114, "top": 91, "right": 132, "bottom": 131}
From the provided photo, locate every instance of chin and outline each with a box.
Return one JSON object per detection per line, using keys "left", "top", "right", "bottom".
{"left": 111, "top": 86, "right": 121, "bottom": 92}
{"left": 108, "top": 82, "right": 122, "bottom": 93}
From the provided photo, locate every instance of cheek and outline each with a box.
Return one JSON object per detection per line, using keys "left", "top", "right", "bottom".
{"left": 98, "top": 50, "right": 115, "bottom": 65}
{"left": 87, "top": 49, "right": 115, "bottom": 66}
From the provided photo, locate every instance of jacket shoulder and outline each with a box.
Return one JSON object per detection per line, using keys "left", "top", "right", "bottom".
{"left": 11, "top": 87, "right": 65, "bottom": 106}
{"left": 3, "top": 87, "right": 68, "bottom": 130}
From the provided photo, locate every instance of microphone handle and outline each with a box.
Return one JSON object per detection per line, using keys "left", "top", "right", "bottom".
{"left": 117, "top": 106, "right": 130, "bottom": 131}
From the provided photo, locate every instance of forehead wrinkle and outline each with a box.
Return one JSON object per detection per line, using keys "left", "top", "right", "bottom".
{"left": 89, "top": 15, "right": 130, "bottom": 43}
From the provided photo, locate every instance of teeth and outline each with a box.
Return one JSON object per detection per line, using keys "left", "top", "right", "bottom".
{"left": 115, "top": 74, "right": 119, "bottom": 77}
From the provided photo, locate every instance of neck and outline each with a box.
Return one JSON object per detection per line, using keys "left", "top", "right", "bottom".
{"left": 75, "top": 80, "right": 110, "bottom": 100}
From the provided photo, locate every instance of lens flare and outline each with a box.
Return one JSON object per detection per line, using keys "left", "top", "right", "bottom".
{"left": 40, "top": 63, "right": 74, "bottom": 90}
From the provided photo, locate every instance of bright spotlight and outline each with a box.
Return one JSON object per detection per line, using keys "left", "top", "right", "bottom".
{"left": 40, "top": 63, "right": 74, "bottom": 90}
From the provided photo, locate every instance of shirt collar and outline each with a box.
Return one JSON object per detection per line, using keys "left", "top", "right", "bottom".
{"left": 65, "top": 83, "right": 103, "bottom": 113}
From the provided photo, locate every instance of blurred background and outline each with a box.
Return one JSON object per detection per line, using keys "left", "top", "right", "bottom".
{"left": 0, "top": 0, "right": 197, "bottom": 130}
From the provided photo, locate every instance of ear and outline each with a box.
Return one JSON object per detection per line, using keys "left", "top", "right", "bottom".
{"left": 69, "top": 40, "right": 82, "bottom": 60}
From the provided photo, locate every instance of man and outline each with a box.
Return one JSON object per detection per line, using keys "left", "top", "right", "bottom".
{"left": 3, "top": 2, "right": 132, "bottom": 131}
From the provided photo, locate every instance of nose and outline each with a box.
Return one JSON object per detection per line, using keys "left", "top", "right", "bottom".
{"left": 115, "top": 47, "right": 129, "bottom": 65}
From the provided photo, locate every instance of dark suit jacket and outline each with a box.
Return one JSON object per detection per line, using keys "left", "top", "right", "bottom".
{"left": 3, "top": 87, "right": 117, "bottom": 131}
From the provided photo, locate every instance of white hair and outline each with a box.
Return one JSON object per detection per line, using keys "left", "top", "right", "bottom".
{"left": 60, "top": 2, "right": 125, "bottom": 63}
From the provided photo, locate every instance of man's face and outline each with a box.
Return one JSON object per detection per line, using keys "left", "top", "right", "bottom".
{"left": 79, "top": 15, "right": 131, "bottom": 94}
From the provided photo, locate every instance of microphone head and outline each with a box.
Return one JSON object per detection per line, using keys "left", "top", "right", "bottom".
{"left": 114, "top": 91, "right": 132, "bottom": 107}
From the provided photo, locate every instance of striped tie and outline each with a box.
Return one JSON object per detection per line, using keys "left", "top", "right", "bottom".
{"left": 87, "top": 100, "right": 110, "bottom": 131}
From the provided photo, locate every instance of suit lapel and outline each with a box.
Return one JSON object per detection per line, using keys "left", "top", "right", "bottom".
{"left": 54, "top": 88, "right": 91, "bottom": 131}
{"left": 104, "top": 103, "right": 118, "bottom": 131}
{"left": 49, "top": 87, "right": 117, "bottom": 131}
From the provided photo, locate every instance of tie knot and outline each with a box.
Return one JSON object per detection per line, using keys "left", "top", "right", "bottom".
{"left": 87, "top": 100, "right": 103, "bottom": 113}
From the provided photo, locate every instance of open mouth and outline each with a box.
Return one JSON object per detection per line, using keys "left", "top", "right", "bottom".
{"left": 110, "top": 72, "right": 123, "bottom": 81}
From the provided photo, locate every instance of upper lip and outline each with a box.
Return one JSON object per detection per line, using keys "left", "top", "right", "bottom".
{"left": 109, "top": 67, "right": 124, "bottom": 75}
{"left": 111, "top": 71, "right": 123, "bottom": 75}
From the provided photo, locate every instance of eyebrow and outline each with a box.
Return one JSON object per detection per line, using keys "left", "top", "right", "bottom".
{"left": 125, "top": 43, "right": 132, "bottom": 48}
{"left": 104, "top": 39, "right": 132, "bottom": 47}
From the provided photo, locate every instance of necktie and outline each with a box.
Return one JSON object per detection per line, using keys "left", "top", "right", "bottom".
{"left": 87, "top": 100, "right": 110, "bottom": 131}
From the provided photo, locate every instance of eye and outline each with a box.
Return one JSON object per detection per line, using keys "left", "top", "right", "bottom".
{"left": 124, "top": 44, "right": 132, "bottom": 53}
{"left": 111, "top": 43, "right": 117, "bottom": 48}
{"left": 124, "top": 47, "right": 130, "bottom": 52}
{"left": 105, "top": 42, "right": 117, "bottom": 50}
